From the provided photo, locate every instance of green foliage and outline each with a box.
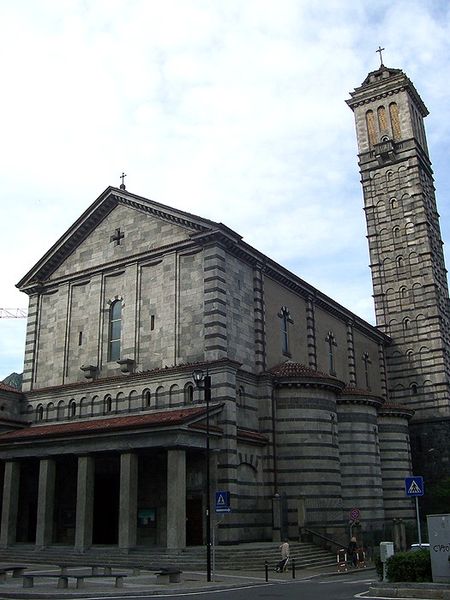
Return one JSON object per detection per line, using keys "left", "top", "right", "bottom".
{"left": 386, "top": 549, "right": 432, "bottom": 582}
{"left": 374, "top": 555, "right": 383, "bottom": 579}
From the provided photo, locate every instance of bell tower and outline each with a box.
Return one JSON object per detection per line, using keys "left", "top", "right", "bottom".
{"left": 347, "top": 62, "right": 450, "bottom": 489}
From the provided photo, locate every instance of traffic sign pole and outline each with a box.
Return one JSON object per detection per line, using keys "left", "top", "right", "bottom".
{"left": 405, "top": 476, "right": 424, "bottom": 545}
{"left": 415, "top": 497, "right": 422, "bottom": 546}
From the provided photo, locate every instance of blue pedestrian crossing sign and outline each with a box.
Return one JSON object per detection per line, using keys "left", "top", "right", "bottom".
{"left": 405, "top": 476, "right": 424, "bottom": 497}
{"left": 215, "top": 490, "right": 231, "bottom": 513}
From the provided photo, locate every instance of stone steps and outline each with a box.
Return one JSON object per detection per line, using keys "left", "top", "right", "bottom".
{"left": 0, "top": 542, "right": 337, "bottom": 572}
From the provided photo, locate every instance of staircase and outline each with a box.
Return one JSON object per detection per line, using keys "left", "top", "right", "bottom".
{"left": 0, "top": 542, "right": 336, "bottom": 572}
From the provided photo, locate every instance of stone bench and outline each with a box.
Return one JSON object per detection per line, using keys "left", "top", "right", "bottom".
{"left": 155, "top": 568, "right": 182, "bottom": 584}
{"left": 23, "top": 571, "right": 127, "bottom": 589}
{"left": 0, "top": 564, "right": 27, "bottom": 581}
{"left": 59, "top": 564, "right": 114, "bottom": 576}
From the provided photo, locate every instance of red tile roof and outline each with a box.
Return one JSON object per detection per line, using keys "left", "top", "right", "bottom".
{"left": 341, "top": 387, "right": 383, "bottom": 399}
{"left": 378, "top": 402, "right": 414, "bottom": 418}
{"left": 267, "top": 362, "right": 345, "bottom": 392}
{"left": 0, "top": 406, "right": 210, "bottom": 443}
{"left": 0, "top": 382, "right": 22, "bottom": 394}
{"left": 267, "top": 362, "right": 334, "bottom": 379}
{"left": 237, "top": 428, "right": 268, "bottom": 445}
{"left": 25, "top": 357, "right": 240, "bottom": 396}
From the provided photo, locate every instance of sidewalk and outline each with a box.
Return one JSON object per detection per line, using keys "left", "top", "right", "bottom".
{"left": 0, "top": 563, "right": 375, "bottom": 598}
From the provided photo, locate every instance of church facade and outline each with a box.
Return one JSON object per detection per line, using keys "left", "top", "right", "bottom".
{"left": 0, "top": 62, "right": 446, "bottom": 551}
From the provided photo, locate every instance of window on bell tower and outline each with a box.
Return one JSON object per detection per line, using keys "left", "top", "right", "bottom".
{"left": 389, "top": 102, "right": 401, "bottom": 139}
{"left": 365, "top": 110, "right": 377, "bottom": 148}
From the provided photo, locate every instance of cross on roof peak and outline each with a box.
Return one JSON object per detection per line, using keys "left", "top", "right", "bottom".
{"left": 376, "top": 46, "right": 385, "bottom": 67}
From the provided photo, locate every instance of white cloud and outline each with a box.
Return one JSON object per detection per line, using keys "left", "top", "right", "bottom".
{"left": 1, "top": 0, "right": 450, "bottom": 379}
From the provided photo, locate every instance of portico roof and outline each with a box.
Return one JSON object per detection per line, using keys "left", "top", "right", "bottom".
{"left": 0, "top": 405, "right": 223, "bottom": 444}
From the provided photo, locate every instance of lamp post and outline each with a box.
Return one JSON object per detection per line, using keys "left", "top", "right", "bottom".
{"left": 192, "top": 369, "right": 212, "bottom": 582}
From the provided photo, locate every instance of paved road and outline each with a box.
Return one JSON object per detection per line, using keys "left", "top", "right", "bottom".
{"left": 76, "top": 570, "right": 377, "bottom": 600}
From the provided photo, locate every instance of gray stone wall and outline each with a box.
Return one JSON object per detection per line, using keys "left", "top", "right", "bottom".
{"left": 263, "top": 276, "right": 308, "bottom": 368}
{"left": 314, "top": 306, "right": 348, "bottom": 380}
{"left": 274, "top": 385, "right": 344, "bottom": 536}
{"left": 337, "top": 397, "right": 385, "bottom": 527}
{"left": 378, "top": 410, "right": 414, "bottom": 521}
{"left": 50, "top": 204, "right": 192, "bottom": 280}
{"left": 225, "top": 254, "right": 255, "bottom": 371}
{"left": 353, "top": 329, "right": 383, "bottom": 396}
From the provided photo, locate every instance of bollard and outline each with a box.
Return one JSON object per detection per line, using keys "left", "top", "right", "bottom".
{"left": 265, "top": 561, "right": 269, "bottom": 582}
{"left": 292, "top": 558, "right": 296, "bottom": 579}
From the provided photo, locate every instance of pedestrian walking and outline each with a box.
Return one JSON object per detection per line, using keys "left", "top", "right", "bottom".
{"left": 275, "top": 540, "right": 290, "bottom": 572}
{"left": 347, "top": 536, "right": 357, "bottom": 567}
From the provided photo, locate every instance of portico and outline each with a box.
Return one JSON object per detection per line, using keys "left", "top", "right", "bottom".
{"left": 0, "top": 406, "right": 220, "bottom": 551}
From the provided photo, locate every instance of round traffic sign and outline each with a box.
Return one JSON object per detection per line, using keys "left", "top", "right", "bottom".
{"left": 349, "top": 508, "right": 360, "bottom": 521}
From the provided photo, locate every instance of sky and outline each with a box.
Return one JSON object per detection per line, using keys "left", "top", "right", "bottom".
{"left": 1, "top": 0, "right": 450, "bottom": 380}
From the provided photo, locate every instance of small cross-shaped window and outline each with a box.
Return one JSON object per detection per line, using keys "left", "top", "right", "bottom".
{"left": 325, "top": 331, "right": 337, "bottom": 375}
{"left": 278, "top": 306, "right": 294, "bottom": 355}
{"left": 110, "top": 228, "right": 125, "bottom": 246}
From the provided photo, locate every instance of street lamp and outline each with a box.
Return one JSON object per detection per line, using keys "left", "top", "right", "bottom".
{"left": 192, "top": 369, "right": 212, "bottom": 582}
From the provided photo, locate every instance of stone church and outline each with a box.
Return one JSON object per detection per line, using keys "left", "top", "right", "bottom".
{"left": 0, "top": 62, "right": 448, "bottom": 552}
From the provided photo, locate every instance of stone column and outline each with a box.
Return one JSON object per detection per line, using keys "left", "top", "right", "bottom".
{"left": 306, "top": 296, "right": 317, "bottom": 370}
{"left": 0, "top": 461, "right": 20, "bottom": 547}
{"left": 118, "top": 452, "right": 138, "bottom": 550}
{"left": 347, "top": 320, "right": 356, "bottom": 386}
{"left": 35, "top": 458, "right": 56, "bottom": 548}
{"left": 253, "top": 263, "right": 267, "bottom": 373}
{"left": 75, "top": 455, "right": 94, "bottom": 552}
{"left": 166, "top": 449, "right": 186, "bottom": 549}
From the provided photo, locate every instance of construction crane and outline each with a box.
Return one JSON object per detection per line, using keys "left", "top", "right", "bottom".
{"left": 0, "top": 308, "right": 27, "bottom": 319}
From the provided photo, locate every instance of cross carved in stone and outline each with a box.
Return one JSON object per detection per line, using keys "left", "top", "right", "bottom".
{"left": 110, "top": 227, "right": 125, "bottom": 246}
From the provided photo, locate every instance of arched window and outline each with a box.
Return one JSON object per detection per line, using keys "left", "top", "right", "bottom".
{"left": 36, "top": 404, "right": 44, "bottom": 421}
{"left": 143, "top": 389, "right": 151, "bottom": 408}
{"left": 184, "top": 383, "right": 194, "bottom": 404}
{"left": 46, "top": 402, "right": 54, "bottom": 421}
{"left": 69, "top": 400, "right": 77, "bottom": 419}
{"left": 377, "top": 106, "right": 388, "bottom": 132}
{"left": 365, "top": 110, "right": 376, "bottom": 148}
{"left": 389, "top": 102, "right": 401, "bottom": 139}
{"left": 155, "top": 386, "right": 164, "bottom": 408}
{"left": 57, "top": 400, "right": 65, "bottom": 420}
{"left": 169, "top": 384, "right": 179, "bottom": 407}
{"left": 104, "top": 394, "right": 113, "bottom": 414}
{"left": 237, "top": 386, "right": 245, "bottom": 407}
{"left": 109, "top": 299, "right": 122, "bottom": 361}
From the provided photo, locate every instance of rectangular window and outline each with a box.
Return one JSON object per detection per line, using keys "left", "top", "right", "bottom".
{"left": 108, "top": 300, "right": 122, "bottom": 361}
{"left": 109, "top": 340, "right": 120, "bottom": 362}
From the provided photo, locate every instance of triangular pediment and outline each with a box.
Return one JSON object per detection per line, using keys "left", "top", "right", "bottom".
{"left": 17, "top": 187, "right": 223, "bottom": 291}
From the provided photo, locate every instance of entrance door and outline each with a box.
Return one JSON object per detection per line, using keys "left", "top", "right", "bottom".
{"left": 186, "top": 497, "right": 203, "bottom": 545}
{"left": 93, "top": 472, "right": 119, "bottom": 544}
